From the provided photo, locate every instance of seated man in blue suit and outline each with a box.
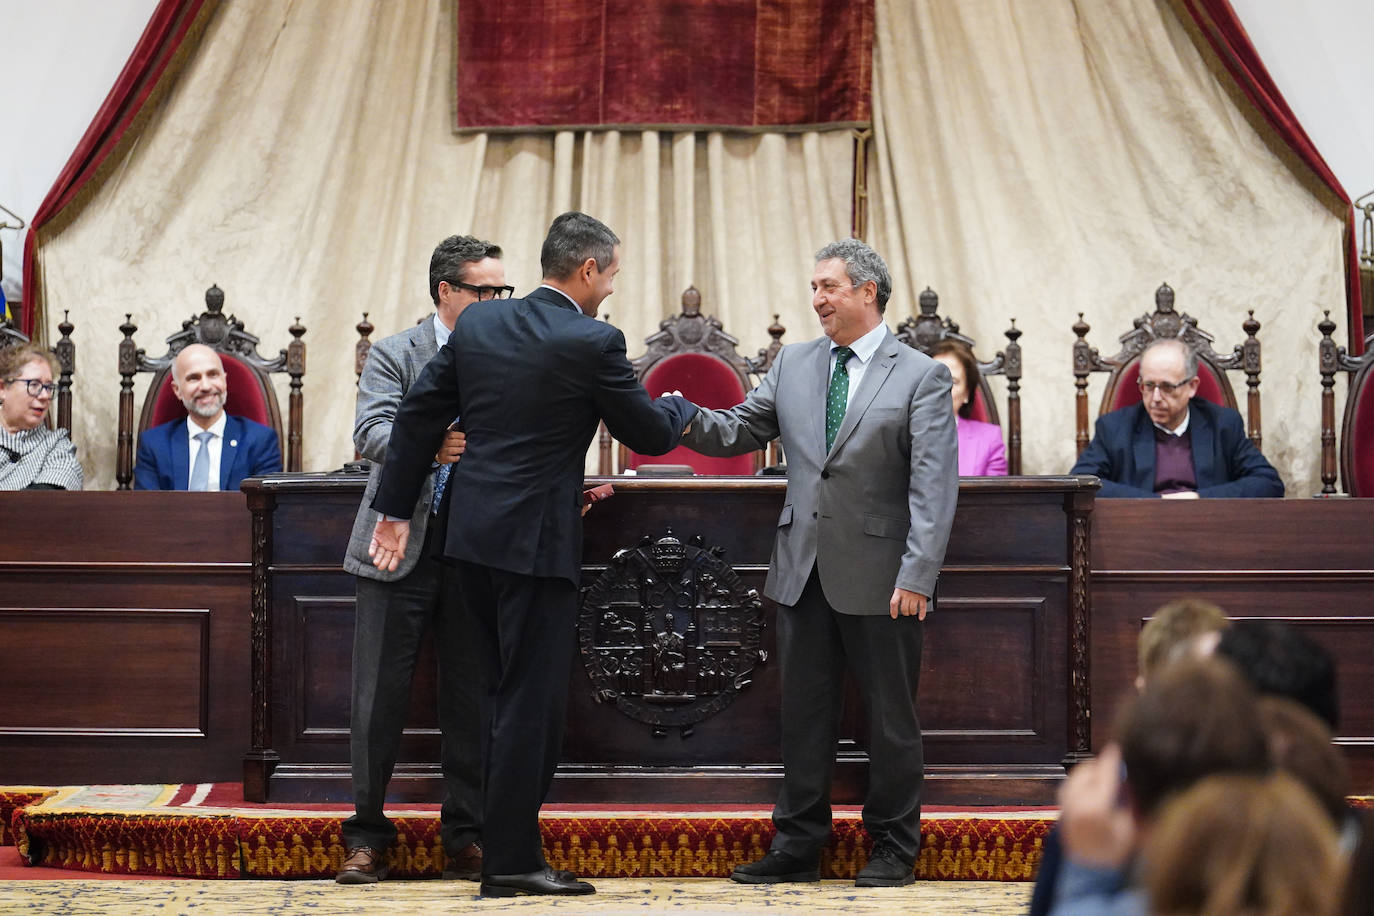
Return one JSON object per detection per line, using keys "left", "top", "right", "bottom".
{"left": 1071, "top": 338, "right": 1282, "bottom": 498}
{"left": 133, "top": 343, "right": 282, "bottom": 490}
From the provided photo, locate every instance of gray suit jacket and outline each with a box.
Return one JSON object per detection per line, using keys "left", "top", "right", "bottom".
{"left": 682, "top": 329, "right": 959, "bottom": 614}
{"left": 344, "top": 318, "right": 441, "bottom": 581}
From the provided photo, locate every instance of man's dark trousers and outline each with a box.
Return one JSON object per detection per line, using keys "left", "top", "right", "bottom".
{"left": 770, "top": 568, "right": 926, "bottom": 864}
{"left": 454, "top": 559, "right": 579, "bottom": 876}
{"left": 342, "top": 523, "right": 485, "bottom": 857}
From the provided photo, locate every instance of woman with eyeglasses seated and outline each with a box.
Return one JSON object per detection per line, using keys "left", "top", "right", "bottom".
{"left": 0, "top": 343, "right": 83, "bottom": 490}
{"left": 929, "top": 340, "right": 1008, "bottom": 476}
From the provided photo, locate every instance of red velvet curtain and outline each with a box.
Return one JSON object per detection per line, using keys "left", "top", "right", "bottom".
{"left": 1179, "top": 0, "right": 1365, "bottom": 353}
{"left": 19, "top": 0, "right": 210, "bottom": 335}
{"left": 454, "top": 0, "right": 873, "bottom": 132}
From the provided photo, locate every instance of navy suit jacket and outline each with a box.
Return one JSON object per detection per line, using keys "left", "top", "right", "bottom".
{"left": 372, "top": 286, "right": 696, "bottom": 585}
{"left": 133, "top": 414, "right": 283, "bottom": 491}
{"left": 1070, "top": 398, "right": 1283, "bottom": 498}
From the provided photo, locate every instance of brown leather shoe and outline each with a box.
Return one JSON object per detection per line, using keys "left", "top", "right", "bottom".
{"left": 443, "top": 841, "right": 483, "bottom": 880}
{"left": 336, "top": 845, "right": 388, "bottom": 884}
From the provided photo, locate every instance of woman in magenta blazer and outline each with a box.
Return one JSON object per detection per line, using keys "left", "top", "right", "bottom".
{"left": 931, "top": 340, "right": 1008, "bottom": 477}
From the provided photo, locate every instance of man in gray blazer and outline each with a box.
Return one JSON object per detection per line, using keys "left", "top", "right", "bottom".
{"left": 681, "top": 239, "right": 959, "bottom": 887}
{"left": 336, "top": 235, "right": 511, "bottom": 884}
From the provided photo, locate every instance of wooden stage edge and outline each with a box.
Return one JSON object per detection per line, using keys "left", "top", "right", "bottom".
{"left": 1, "top": 479, "right": 1372, "bottom": 803}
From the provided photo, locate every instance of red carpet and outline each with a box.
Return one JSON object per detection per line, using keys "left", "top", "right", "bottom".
{"left": 5, "top": 784, "right": 1054, "bottom": 881}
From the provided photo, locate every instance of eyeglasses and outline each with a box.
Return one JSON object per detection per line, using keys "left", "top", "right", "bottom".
{"left": 1137, "top": 378, "right": 1195, "bottom": 395}
{"left": 5, "top": 378, "right": 58, "bottom": 398}
{"left": 451, "top": 281, "right": 514, "bottom": 301}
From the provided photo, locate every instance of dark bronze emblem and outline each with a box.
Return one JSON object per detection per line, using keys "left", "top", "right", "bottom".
{"left": 579, "top": 531, "right": 766, "bottom": 737}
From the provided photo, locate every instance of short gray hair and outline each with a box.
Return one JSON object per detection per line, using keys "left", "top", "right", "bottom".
{"left": 815, "top": 238, "right": 892, "bottom": 313}
{"left": 541, "top": 211, "right": 620, "bottom": 280}
{"left": 1143, "top": 337, "right": 1198, "bottom": 381}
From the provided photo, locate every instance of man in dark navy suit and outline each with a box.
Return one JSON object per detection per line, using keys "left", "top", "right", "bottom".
{"left": 133, "top": 343, "right": 281, "bottom": 490}
{"left": 368, "top": 211, "right": 696, "bottom": 897}
{"left": 1071, "top": 338, "right": 1282, "bottom": 498}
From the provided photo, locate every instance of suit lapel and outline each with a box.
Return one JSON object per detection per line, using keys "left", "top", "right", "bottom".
{"left": 828, "top": 332, "right": 898, "bottom": 459}
{"left": 1132, "top": 406, "right": 1156, "bottom": 490}
{"left": 811, "top": 339, "right": 832, "bottom": 456}
{"left": 1188, "top": 401, "right": 1216, "bottom": 487}
{"left": 220, "top": 415, "right": 243, "bottom": 489}
{"left": 172, "top": 420, "right": 190, "bottom": 489}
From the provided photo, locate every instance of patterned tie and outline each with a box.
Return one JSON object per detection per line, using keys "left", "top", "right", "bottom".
{"left": 825, "top": 346, "right": 854, "bottom": 452}
{"left": 189, "top": 431, "right": 214, "bottom": 491}
{"left": 431, "top": 461, "right": 451, "bottom": 515}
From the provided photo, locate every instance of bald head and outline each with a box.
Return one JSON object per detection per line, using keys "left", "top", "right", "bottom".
{"left": 172, "top": 344, "right": 228, "bottom": 428}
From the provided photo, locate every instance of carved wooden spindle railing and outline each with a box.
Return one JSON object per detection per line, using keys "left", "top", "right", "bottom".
{"left": 1071, "top": 313, "right": 1096, "bottom": 456}
{"left": 752, "top": 314, "right": 787, "bottom": 467}
{"left": 1003, "top": 319, "right": 1023, "bottom": 475}
{"left": 285, "top": 317, "right": 306, "bottom": 472}
{"left": 53, "top": 310, "right": 76, "bottom": 433}
{"left": 1240, "top": 310, "right": 1262, "bottom": 450}
{"left": 354, "top": 312, "right": 374, "bottom": 384}
{"left": 116, "top": 314, "right": 141, "bottom": 490}
{"left": 1316, "top": 310, "right": 1371, "bottom": 495}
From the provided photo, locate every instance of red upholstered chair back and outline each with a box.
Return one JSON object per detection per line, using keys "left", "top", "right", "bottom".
{"left": 143, "top": 355, "right": 277, "bottom": 430}
{"left": 116, "top": 285, "right": 305, "bottom": 489}
{"left": 1105, "top": 358, "right": 1231, "bottom": 412}
{"left": 627, "top": 354, "right": 754, "bottom": 475}
{"left": 893, "top": 287, "right": 1023, "bottom": 472}
{"left": 965, "top": 385, "right": 993, "bottom": 424}
{"left": 1343, "top": 366, "right": 1374, "bottom": 497}
{"left": 1073, "top": 283, "right": 1262, "bottom": 456}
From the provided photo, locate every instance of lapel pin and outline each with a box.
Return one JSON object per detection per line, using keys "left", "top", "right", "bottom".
{"left": 229, "top": 439, "right": 238, "bottom": 447}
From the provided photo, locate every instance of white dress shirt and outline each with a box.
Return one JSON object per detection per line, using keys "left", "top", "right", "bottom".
{"left": 185, "top": 412, "right": 228, "bottom": 491}
{"left": 828, "top": 321, "right": 888, "bottom": 411}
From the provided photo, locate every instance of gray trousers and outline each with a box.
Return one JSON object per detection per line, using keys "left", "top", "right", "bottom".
{"left": 770, "top": 567, "right": 925, "bottom": 864}
{"left": 342, "top": 528, "right": 486, "bottom": 856}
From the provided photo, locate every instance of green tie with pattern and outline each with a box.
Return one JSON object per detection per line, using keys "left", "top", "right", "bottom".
{"left": 825, "top": 346, "right": 854, "bottom": 452}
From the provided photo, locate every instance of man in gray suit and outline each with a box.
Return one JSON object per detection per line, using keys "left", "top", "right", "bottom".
{"left": 336, "top": 235, "right": 511, "bottom": 884}
{"left": 681, "top": 238, "right": 959, "bottom": 887}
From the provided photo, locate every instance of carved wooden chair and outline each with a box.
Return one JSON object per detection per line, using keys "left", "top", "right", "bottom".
{"left": 0, "top": 311, "right": 77, "bottom": 432}
{"left": 116, "top": 285, "right": 305, "bottom": 489}
{"left": 1072, "top": 282, "right": 1262, "bottom": 455}
{"left": 893, "top": 287, "right": 1023, "bottom": 474}
{"left": 599, "top": 287, "right": 784, "bottom": 475}
{"left": 1317, "top": 313, "right": 1374, "bottom": 495}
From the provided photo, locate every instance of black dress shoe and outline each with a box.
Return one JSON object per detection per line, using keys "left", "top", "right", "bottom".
{"left": 731, "top": 850, "right": 820, "bottom": 884}
{"left": 335, "top": 845, "right": 388, "bottom": 884}
{"left": 480, "top": 867, "right": 595, "bottom": 896}
{"left": 442, "top": 841, "right": 482, "bottom": 880}
{"left": 855, "top": 845, "right": 914, "bottom": 887}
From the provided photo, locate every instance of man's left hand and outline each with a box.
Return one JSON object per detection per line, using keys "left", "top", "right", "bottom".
{"left": 435, "top": 429, "right": 466, "bottom": 465}
{"left": 890, "top": 588, "right": 929, "bottom": 620}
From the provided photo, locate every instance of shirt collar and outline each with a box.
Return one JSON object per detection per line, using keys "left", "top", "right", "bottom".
{"left": 539, "top": 284, "right": 583, "bottom": 311}
{"left": 188, "top": 411, "right": 228, "bottom": 440}
{"left": 432, "top": 312, "right": 451, "bottom": 349}
{"left": 832, "top": 321, "right": 886, "bottom": 365}
{"left": 1154, "top": 407, "right": 1191, "bottom": 437}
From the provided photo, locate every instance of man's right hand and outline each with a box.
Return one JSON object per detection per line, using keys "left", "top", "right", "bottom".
{"left": 435, "top": 429, "right": 466, "bottom": 464}
{"left": 369, "top": 518, "right": 411, "bottom": 572}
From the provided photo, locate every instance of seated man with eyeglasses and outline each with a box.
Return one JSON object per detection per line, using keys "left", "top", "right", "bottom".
{"left": 1070, "top": 338, "right": 1282, "bottom": 498}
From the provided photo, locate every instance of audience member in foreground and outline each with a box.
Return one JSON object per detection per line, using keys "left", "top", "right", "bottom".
{"left": 1216, "top": 617, "right": 1339, "bottom": 729}
{"left": 1048, "top": 658, "right": 1270, "bottom": 915}
{"left": 929, "top": 339, "right": 1006, "bottom": 476}
{"left": 0, "top": 343, "right": 81, "bottom": 490}
{"left": 1143, "top": 772, "right": 1343, "bottom": 916}
{"left": 1134, "top": 597, "right": 1228, "bottom": 690}
{"left": 1070, "top": 338, "right": 1283, "bottom": 498}
{"left": 134, "top": 343, "right": 282, "bottom": 490}
{"left": 336, "top": 235, "right": 506, "bottom": 885}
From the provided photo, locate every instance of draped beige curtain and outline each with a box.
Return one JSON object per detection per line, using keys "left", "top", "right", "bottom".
{"left": 35, "top": 0, "right": 1348, "bottom": 494}
{"left": 869, "top": 0, "right": 1347, "bottom": 490}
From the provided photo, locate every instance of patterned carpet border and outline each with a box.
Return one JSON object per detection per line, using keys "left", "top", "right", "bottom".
{"left": 0, "top": 789, "right": 55, "bottom": 847}
{"left": 11, "top": 801, "right": 1052, "bottom": 882}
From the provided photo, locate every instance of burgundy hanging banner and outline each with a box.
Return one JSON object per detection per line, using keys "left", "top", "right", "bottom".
{"left": 453, "top": 0, "right": 873, "bottom": 132}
